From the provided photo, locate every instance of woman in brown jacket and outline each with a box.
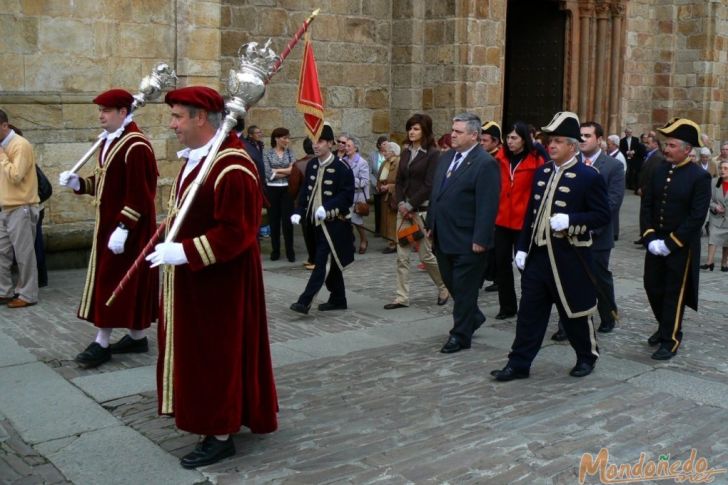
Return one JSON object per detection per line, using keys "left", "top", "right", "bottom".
{"left": 384, "top": 113, "right": 448, "bottom": 309}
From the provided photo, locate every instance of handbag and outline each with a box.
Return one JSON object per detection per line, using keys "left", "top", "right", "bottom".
{"left": 397, "top": 221, "right": 424, "bottom": 247}
{"left": 36, "top": 166, "right": 53, "bottom": 203}
{"left": 354, "top": 201, "right": 370, "bottom": 216}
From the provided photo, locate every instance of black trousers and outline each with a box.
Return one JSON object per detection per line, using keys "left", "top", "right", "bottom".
{"left": 643, "top": 249, "right": 691, "bottom": 352}
{"left": 298, "top": 227, "right": 346, "bottom": 306}
{"left": 267, "top": 185, "right": 294, "bottom": 258}
{"left": 301, "top": 219, "right": 316, "bottom": 265}
{"left": 494, "top": 226, "right": 520, "bottom": 314}
{"left": 435, "top": 248, "right": 487, "bottom": 346}
{"left": 35, "top": 208, "right": 47, "bottom": 287}
{"left": 558, "top": 247, "right": 617, "bottom": 331}
{"left": 508, "top": 247, "right": 600, "bottom": 370}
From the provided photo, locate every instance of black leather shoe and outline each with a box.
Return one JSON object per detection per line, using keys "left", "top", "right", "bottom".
{"left": 490, "top": 366, "right": 529, "bottom": 382}
{"left": 108, "top": 335, "right": 148, "bottom": 354}
{"left": 569, "top": 362, "right": 594, "bottom": 377}
{"left": 440, "top": 336, "right": 469, "bottom": 353}
{"left": 647, "top": 331, "right": 661, "bottom": 346}
{"left": 318, "top": 301, "right": 347, "bottom": 311}
{"left": 383, "top": 302, "right": 407, "bottom": 310}
{"left": 180, "top": 435, "right": 236, "bottom": 469}
{"left": 495, "top": 311, "right": 516, "bottom": 320}
{"left": 597, "top": 321, "right": 615, "bottom": 333}
{"left": 551, "top": 329, "right": 568, "bottom": 342}
{"left": 633, "top": 238, "right": 644, "bottom": 245}
{"left": 270, "top": 252, "right": 280, "bottom": 261}
{"left": 651, "top": 346, "right": 676, "bottom": 360}
{"left": 290, "top": 302, "right": 311, "bottom": 314}
{"left": 484, "top": 283, "right": 498, "bottom": 292}
{"left": 436, "top": 293, "right": 449, "bottom": 306}
{"left": 75, "top": 342, "right": 111, "bottom": 368}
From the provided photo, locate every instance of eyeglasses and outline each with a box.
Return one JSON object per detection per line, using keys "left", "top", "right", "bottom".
{"left": 338, "top": 140, "right": 347, "bottom": 144}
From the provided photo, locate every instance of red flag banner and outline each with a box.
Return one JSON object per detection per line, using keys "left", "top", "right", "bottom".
{"left": 296, "top": 33, "right": 324, "bottom": 140}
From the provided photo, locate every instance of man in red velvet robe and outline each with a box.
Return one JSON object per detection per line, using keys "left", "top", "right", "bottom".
{"left": 147, "top": 86, "right": 278, "bottom": 469}
{"left": 59, "top": 89, "right": 158, "bottom": 368}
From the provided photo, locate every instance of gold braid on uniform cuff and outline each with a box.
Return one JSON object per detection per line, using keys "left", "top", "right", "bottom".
{"left": 192, "top": 235, "right": 216, "bottom": 266}
{"left": 669, "top": 232, "right": 684, "bottom": 248}
{"left": 120, "top": 206, "right": 141, "bottom": 222}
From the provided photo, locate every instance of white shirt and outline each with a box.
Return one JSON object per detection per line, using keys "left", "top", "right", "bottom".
{"left": 177, "top": 130, "right": 219, "bottom": 194}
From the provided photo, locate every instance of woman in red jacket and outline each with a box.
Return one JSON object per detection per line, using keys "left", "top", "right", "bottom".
{"left": 493, "top": 121, "right": 545, "bottom": 319}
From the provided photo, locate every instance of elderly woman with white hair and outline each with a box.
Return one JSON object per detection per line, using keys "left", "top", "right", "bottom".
{"left": 698, "top": 147, "right": 718, "bottom": 177}
{"left": 342, "top": 135, "right": 370, "bottom": 253}
{"left": 376, "top": 141, "right": 401, "bottom": 253}
{"left": 606, "top": 134, "right": 627, "bottom": 172}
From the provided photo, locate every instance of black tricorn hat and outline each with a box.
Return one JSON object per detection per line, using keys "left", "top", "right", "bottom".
{"left": 481, "top": 121, "right": 502, "bottom": 141}
{"left": 541, "top": 111, "right": 582, "bottom": 140}
{"left": 319, "top": 123, "right": 335, "bottom": 142}
{"left": 657, "top": 118, "right": 703, "bottom": 147}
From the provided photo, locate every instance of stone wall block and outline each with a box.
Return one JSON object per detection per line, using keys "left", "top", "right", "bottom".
{"left": 391, "top": 20, "right": 417, "bottom": 45}
{"left": 425, "top": 0, "right": 456, "bottom": 18}
{"left": 371, "top": 110, "right": 390, "bottom": 134}
{"left": 61, "top": 105, "right": 97, "bottom": 130}
{"left": 309, "top": 15, "right": 341, "bottom": 41}
{"left": 221, "top": 30, "right": 250, "bottom": 56}
{"left": 434, "top": 84, "right": 456, "bottom": 108}
{"left": 228, "top": 6, "right": 258, "bottom": 32}
{"left": 20, "top": 0, "right": 71, "bottom": 16}
{"left": 365, "top": 89, "right": 389, "bottom": 109}
{"left": 362, "top": 0, "right": 389, "bottom": 18}
{"left": 1, "top": 0, "right": 21, "bottom": 14}
{"left": 325, "top": 87, "right": 354, "bottom": 108}
{"left": 177, "top": 59, "right": 221, "bottom": 79}
{"left": 0, "top": 15, "right": 37, "bottom": 54}
{"left": 187, "top": 1, "right": 219, "bottom": 27}
{"left": 25, "top": 55, "right": 105, "bottom": 92}
{"left": 183, "top": 28, "right": 221, "bottom": 60}
{"left": 329, "top": 0, "right": 362, "bottom": 15}
{"left": 255, "top": 8, "right": 288, "bottom": 36}
{"left": 39, "top": 18, "right": 93, "bottom": 55}
{"left": 0, "top": 54, "right": 24, "bottom": 91}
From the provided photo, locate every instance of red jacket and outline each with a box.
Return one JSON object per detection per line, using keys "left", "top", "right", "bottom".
{"left": 495, "top": 147, "right": 544, "bottom": 230}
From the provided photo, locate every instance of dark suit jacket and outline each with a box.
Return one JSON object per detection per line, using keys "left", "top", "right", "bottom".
{"left": 427, "top": 145, "right": 500, "bottom": 254}
{"left": 395, "top": 146, "right": 440, "bottom": 211}
{"left": 581, "top": 151, "right": 625, "bottom": 250}
{"left": 620, "top": 136, "right": 645, "bottom": 164}
{"left": 638, "top": 149, "right": 666, "bottom": 192}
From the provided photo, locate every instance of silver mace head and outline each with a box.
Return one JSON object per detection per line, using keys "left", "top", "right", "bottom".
{"left": 133, "top": 63, "right": 178, "bottom": 109}
{"left": 225, "top": 39, "right": 280, "bottom": 123}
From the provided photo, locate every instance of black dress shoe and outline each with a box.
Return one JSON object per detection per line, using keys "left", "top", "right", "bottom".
{"left": 597, "top": 321, "right": 615, "bottom": 333}
{"left": 383, "top": 302, "right": 407, "bottom": 310}
{"left": 484, "top": 283, "right": 498, "bottom": 292}
{"left": 490, "top": 365, "right": 530, "bottom": 382}
{"left": 651, "top": 346, "right": 676, "bottom": 360}
{"left": 180, "top": 435, "right": 236, "bottom": 469}
{"left": 633, "top": 238, "right": 644, "bottom": 245}
{"left": 318, "top": 301, "right": 347, "bottom": 311}
{"left": 436, "top": 293, "right": 449, "bottom": 305}
{"left": 495, "top": 310, "right": 516, "bottom": 320}
{"left": 290, "top": 302, "right": 311, "bottom": 314}
{"left": 287, "top": 255, "right": 296, "bottom": 263}
{"left": 440, "top": 336, "right": 469, "bottom": 353}
{"left": 75, "top": 342, "right": 111, "bottom": 368}
{"left": 270, "top": 252, "right": 280, "bottom": 261}
{"left": 569, "top": 362, "right": 594, "bottom": 377}
{"left": 551, "top": 329, "right": 568, "bottom": 342}
{"left": 647, "top": 331, "right": 661, "bottom": 346}
{"left": 108, "top": 335, "right": 149, "bottom": 354}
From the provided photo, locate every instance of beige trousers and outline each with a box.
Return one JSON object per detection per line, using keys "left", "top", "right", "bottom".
{"left": 0, "top": 205, "right": 39, "bottom": 303}
{"left": 394, "top": 211, "right": 446, "bottom": 305}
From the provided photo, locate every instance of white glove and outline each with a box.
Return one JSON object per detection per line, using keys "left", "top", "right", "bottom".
{"left": 655, "top": 239, "right": 670, "bottom": 256}
{"left": 550, "top": 213, "right": 569, "bottom": 232}
{"left": 59, "top": 171, "right": 81, "bottom": 191}
{"left": 514, "top": 251, "right": 527, "bottom": 270}
{"left": 107, "top": 227, "right": 128, "bottom": 255}
{"left": 290, "top": 214, "right": 301, "bottom": 225}
{"left": 647, "top": 240, "right": 661, "bottom": 256}
{"left": 146, "top": 242, "right": 188, "bottom": 268}
{"left": 315, "top": 206, "right": 326, "bottom": 221}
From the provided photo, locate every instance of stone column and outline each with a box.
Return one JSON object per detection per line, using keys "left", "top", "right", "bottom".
{"left": 593, "top": 1, "right": 610, "bottom": 124}
{"left": 578, "top": 2, "right": 594, "bottom": 117}
{"left": 608, "top": 2, "right": 625, "bottom": 134}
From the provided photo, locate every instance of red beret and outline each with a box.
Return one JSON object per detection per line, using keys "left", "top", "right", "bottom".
{"left": 93, "top": 89, "right": 134, "bottom": 110}
{"left": 164, "top": 86, "right": 224, "bottom": 113}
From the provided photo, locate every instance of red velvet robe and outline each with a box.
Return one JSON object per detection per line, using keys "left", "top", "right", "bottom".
{"left": 157, "top": 133, "right": 278, "bottom": 436}
{"left": 75, "top": 121, "right": 158, "bottom": 329}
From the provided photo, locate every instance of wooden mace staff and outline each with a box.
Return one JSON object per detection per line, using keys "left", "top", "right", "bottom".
{"left": 106, "top": 9, "right": 320, "bottom": 306}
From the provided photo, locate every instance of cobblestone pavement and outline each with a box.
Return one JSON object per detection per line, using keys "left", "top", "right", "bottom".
{"left": 2, "top": 193, "right": 728, "bottom": 484}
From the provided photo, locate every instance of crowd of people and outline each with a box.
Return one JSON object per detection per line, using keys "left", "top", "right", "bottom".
{"left": 0, "top": 88, "right": 719, "bottom": 469}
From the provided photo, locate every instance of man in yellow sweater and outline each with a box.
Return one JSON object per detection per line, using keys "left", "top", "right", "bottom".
{"left": 0, "top": 109, "right": 39, "bottom": 308}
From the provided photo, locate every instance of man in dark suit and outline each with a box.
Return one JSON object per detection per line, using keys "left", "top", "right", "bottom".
{"left": 641, "top": 118, "right": 711, "bottom": 360}
{"left": 290, "top": 124, "right": 355, "bottom": 314}
{"left": 552, "top": 121, "right": 625, "bottom": 340}
{"left": 621, "top": 128, "right": 645, "bottom": 191}
{"left": 491, "top": 112, "right": 610, "bottom": 381}
{"left": 427, "top": 112, "right": 500, "bottom": 353}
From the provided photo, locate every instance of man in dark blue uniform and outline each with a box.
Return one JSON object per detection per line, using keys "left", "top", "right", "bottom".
{"left": 641, "top": 118, "right": 711, "bottom": 360}
{"left": 491, "top": 112, "right": 610, "bottom": 381}
{"left": 289, "top": 124, "right": 354, "bottom": 313}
